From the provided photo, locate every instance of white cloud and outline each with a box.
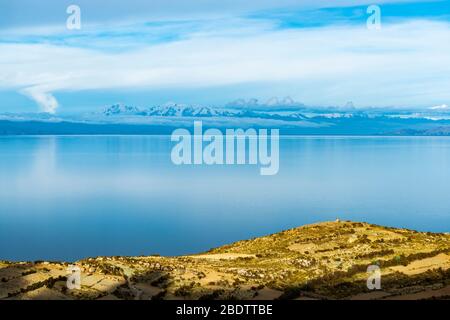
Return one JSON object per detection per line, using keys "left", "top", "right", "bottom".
{"left": 429, "top": 104, "right": 450, "bottom": 110}
{"left": 0, "top": 19, "right": 450, "bottom": 112}
{"left": 21, "top": 87, "right": 59, "bottom": 114}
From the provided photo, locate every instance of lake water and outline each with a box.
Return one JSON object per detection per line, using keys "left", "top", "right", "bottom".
{"left": 1, "top": 135, "right": 450, "bottom": 261}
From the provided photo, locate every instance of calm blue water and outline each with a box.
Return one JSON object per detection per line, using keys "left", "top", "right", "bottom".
{"left": 1, "top": 135, "right": 449, "bottom": 261}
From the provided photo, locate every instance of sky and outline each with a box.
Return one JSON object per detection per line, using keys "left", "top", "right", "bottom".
{"left": 0, "top": 0, "right": 449, "bottom": 114}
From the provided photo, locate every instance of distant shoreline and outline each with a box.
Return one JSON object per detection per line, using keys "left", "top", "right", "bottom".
{"left": 2, "top": 120, "right": 450, "bottom": 136}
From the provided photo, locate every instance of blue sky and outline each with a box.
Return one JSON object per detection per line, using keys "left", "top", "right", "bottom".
{"left": 0, "top": 0, "right": 449, "bottom": 113}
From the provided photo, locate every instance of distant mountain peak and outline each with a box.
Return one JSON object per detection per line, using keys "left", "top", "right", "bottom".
{"left": 226, "top": 96, "right": 303, "bottom": 109}
{"left": 103, "top": 104, "right": 142, "bottom": 116}
{"left": 266, "top": 96, "right": 296, "bottom": 106}
{"left": 429, "top": 104, "right": 449, "bottom": 111}
{"left": 344, "top": 101, "right": 356, "bottom": 109}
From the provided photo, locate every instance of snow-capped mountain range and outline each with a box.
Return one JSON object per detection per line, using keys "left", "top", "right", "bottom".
{"left": 101, "top": 101, "right": 310, "bottom": 121}
{"left": 101, "top": 100, "right": 450, "bottom": 122}
{"left": 2, "top": 98, "right": 450, "bottom": 135}
{"left": 104, "top": 103, "right": 232, "bottom": 117}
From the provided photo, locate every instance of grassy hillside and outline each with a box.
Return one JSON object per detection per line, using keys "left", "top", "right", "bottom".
{"left": 1, "top": 220, "right": 450, "bottom": 300}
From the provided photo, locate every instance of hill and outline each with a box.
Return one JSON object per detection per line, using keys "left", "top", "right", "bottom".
{"left": 1, "top": 220, "right": 450, "bottom": 300}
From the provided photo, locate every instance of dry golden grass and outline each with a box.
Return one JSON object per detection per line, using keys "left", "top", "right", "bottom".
{"left": 1, "top": 220, "right": 450, "bottom": 300}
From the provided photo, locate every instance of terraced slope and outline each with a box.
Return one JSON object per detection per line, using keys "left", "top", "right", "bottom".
{"left": 1, "top": 221, "right": 450, "bottom": 300}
